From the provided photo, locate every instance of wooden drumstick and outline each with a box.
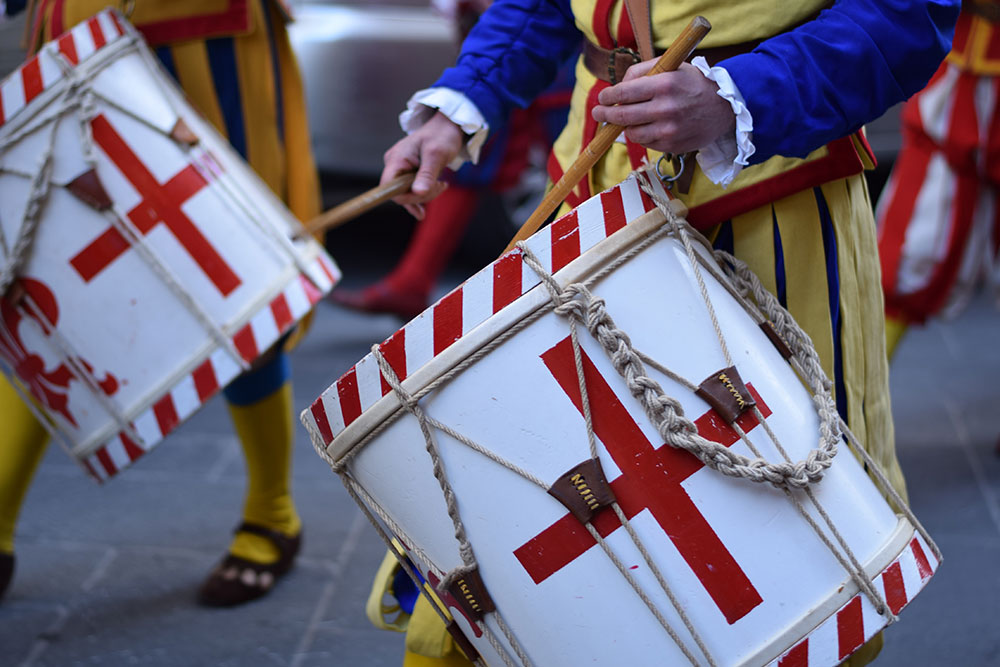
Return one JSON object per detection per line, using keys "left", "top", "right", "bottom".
{"left": 502, "top": 15, "right": 711, "bottom": 254}
{"left": 296, "top": 171, "right": 416, "bottom": 238}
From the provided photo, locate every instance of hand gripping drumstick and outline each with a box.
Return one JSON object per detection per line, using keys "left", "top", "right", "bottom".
{"left": 296, "top": 17, "right": 709, "bottom": 242}
{"left": 502, "top": 15, "right": 711, "bottom": 254}
{"left": 295, "top": 171, "right": 416, "bottom": 238}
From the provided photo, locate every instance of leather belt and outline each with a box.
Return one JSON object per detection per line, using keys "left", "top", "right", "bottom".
{"left": 582, "top": 38, "right": 761, "bottom": 84}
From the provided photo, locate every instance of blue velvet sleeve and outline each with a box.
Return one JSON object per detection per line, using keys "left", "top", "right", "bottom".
{"left": 434, "top": 0, "right": 581, "bottom": 131}
{"left": 721, "top": 0, "right": 960, "bottom": 163}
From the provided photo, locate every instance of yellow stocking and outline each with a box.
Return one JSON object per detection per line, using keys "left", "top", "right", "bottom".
{"left": 0, "top": 376, "right": 50, "bottom": 554}
{"left": 402, "top": 591, "right": 475, "bottom": 667}
{"left": 884, "top": 315, "right": 908, "bottom": 361}
{"left": 225, "top": 381, "right": 301, "bottom": 563}
{"left": 403, "top": 649, "right": 475, "bottom": 667}
{"left": 840, "top": 632, "right": 884, "bottom": 667}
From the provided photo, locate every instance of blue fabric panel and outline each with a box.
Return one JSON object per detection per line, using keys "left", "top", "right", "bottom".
{"left": 261, "top": 4, "right": 285, "bottom": 144}
{"left": 223, "top": 348, "right": 290, "bottom": 406}
{"left": 814, "top": 187, "right": 848, "bottom": 424}
{"left": 155, "top": 46, "right": 178, "bottom": 83}
{"left": 772, "top": 209, "right": 787, "bottom": 309}
{"left": 712, "top": 220, "right": 735, "bottom": 256}
{"left": 392, "top": 562, "right": 423, "bottom": 615}
{"left": 205, "top": 36, "right": 248, "bottom": 159}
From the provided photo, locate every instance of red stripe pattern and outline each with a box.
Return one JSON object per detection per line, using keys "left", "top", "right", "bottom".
{"left": 303, "top": 173, "right": 665, "bottom": 449}
{"left": 876, "top": 61, "right": 1000, "bottom": 323}
{"left": 81, "top": 253, "right": 335, "bottom": 482}
{"left": 767, "top": 534, "right": 939, "bottom": 666}
{"left": 0, "top": 10, "right": 126, "bottom": 131}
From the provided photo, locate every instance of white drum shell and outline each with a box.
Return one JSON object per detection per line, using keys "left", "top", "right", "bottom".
{"left": 0, "top": 11, "right": 340, "bottom": 479}
{"left": 305, "top": 177, "right": 936, "bottom": 665}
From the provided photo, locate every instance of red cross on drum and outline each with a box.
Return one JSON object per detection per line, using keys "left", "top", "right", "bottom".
{"left": 304, "top": 173, "right": 940, "bottom": 666}
{"left": 0, "top": 10, "right": 340, "bottom": 481}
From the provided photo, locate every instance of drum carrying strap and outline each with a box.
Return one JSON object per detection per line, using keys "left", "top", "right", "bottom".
{"left": 623, "top": 0, "right": 655, "bottom": 61}
{"left": 621, "top": 0, "right": 699, "bottom": 192}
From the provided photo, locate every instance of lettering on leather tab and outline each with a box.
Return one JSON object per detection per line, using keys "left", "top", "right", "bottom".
{"left": 547, "top": 458, "right": 616, "bottom": 524}
{"left": 696, "top": 365, "right": 756, "bottom": 423}
{"left": 443, "top": 567, "right": 495, "bottom": 623}
{"left": 759, "top": 321, "right": 793, "bottom": 360}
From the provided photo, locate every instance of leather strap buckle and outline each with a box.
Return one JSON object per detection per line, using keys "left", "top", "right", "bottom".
{"left": 609, "top": 46, "right": 640, "bottom": 85}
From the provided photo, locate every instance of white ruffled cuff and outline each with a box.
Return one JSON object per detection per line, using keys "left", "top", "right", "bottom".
{"left": 399, "top": 87, "right": 490, "bottom": 171}
{"left": 690, "top": 56, "right": 755, "bottom": 187}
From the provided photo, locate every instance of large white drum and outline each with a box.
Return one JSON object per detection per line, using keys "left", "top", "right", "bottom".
{"left": 303, "top": 173, "right": 938, "bottom": 666}
{"left": 0, "top": 10, "right": 340, "bottom": 481}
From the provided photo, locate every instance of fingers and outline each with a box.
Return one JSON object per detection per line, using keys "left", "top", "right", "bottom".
{"left": 589, "top": 61, "right": 734, "bottom": 154}
{"left": 410, "top": 142, "right": 452, "bottom": 196}
{"left": 381, "top": 111, "right": 465, "bottom": 215}
{"left": 403, "top": 203, "right": 425, "bottom": 220}
{"left": 621, "top": 58, "right": 656, "bottom": 82}
{"left": 592, "top": 94, "right": 665, "bottom": 127}
{"left": 381, "top": 135, "right": 421, "bottom": 185}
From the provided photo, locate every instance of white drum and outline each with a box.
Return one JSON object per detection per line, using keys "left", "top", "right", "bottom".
{"left": 302, "top": 172, "right": 938, "bottom": 666}
{"left": 0, "top": 10, "right": 340, "bottom": 481}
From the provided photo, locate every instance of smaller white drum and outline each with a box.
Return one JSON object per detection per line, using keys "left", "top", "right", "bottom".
{"left": 0, "top": 10, "right": 340, "bottom": 481}
{"left": 304, "top": 172, "right": 939, "bottom": 666}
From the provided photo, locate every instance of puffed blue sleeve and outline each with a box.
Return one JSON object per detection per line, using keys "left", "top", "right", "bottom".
{"left": 721, "top": 0, "right": 960, "bottom": 164}
{"left": 433, "top": 0, "right": 581, "bottom": 131}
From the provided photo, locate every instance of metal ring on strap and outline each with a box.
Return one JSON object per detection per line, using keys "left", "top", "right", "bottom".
{"left": 655, "top": 153, "right": 685, "bottom": 190}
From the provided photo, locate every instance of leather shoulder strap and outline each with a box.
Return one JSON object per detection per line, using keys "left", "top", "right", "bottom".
{"left": 623, "top": 0, "right": 655, "bottom": 61}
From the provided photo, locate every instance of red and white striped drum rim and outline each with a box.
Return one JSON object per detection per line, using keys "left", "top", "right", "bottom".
{"left": 303, "top": 174, "right": 666, "bottom": 458}
{"left": 0, "top": 11, "right": 127, "bottom": 129}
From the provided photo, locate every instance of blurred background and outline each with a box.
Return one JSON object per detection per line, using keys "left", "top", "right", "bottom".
{"left": 2, "top": 3, "right": 998, "bottom": 667}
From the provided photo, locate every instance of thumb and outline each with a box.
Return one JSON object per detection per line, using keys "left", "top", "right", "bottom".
{"left": 411, "top": 153, "right": 446, "bottom": 195}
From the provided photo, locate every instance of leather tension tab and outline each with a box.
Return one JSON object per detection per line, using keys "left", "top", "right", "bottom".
{"left": 66, "top": 168, "right": 112, "bottom": 211}
{"left": 760, "top": 321, "right": 793, "bottom": 360}
{"left": 547, "top": 458, "right": 616, "bottom": 524}
{"left": 443, "top": 567, "right": 495, "bottom": 623}
{"left": 170, "top": 118, "right": 199, "bottom": 146}
{"left": 445, "top": 620, "right": 482, "bottom": 663}
{"left": 696, "top": 365, "right": 756, "bottom": 423}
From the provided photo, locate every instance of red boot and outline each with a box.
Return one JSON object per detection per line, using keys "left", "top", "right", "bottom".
{"left": 327, "top": 283, "right": 428, "bottom": 320}
{"left": 330, "top": 185, "right": 482, "bottom": 320}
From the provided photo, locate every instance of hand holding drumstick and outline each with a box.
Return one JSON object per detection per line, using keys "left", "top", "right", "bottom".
{"left": 303, "top": 17, "right": 725, "bottom": 239}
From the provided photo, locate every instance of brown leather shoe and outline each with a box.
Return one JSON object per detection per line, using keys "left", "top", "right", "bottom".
{"left": 197, "top": 523, "right": 301, "bottom": 607}
{"left": 0, "top": 552, "right": 13, "bottom": 601}
{"left": 327, "top": 283, "right": 427, "bottom": 320}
